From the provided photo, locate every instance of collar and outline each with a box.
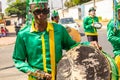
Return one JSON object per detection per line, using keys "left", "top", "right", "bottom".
{"left": 30, "top": 20, "right": 53, "bottom": 32}
{"left": 52, "top": 21, "right": 57, "bottom": 23}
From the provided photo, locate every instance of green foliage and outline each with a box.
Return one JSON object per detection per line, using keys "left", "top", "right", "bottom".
{"left": 64, "top": 0, "right": 92, "bottom": 8}
{"left": 64, "top": 1, "right": 75, "bottom": 8}
{"left": 7, "top": 0, "right": 14, "bottom": 3}
{"left": 5, "top": 0, "right": 26, "bottom": 17}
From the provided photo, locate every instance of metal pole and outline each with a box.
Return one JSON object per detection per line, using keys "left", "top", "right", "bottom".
{"left": 93, "top": 0, "right": 95, "bottom": 8}
{"left": 62, "top": 0, "right": 64, "bottom": 17}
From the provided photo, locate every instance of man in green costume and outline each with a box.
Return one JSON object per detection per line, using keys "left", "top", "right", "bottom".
{"left": 83, "top": 7, "right": 99, "bottom": 42}
{"left": 107, "top": 4, "right": 120, "bottom": 76}
{"left": 51, "top": 10, "right": 59, "bottom": 23}
{"left": 12, "top": 0, "right": 101, "bottom": 80}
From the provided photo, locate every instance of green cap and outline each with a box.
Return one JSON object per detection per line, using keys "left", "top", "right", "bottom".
{"left": 116, "top": 4, "right": 120, "bottom": 10}
{"left": 89, "top": 7, "right": 96, "bottom": 12}
{"left": 29, "top": 0, "right": 48, "bottom": 4}
{"left": 52, "top": 10, "right": 59, "bottom": 17}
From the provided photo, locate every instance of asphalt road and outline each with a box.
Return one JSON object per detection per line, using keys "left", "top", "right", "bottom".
{"left": 0, "top": 45, "right": 27, "bottom": 80}
{"left": 0, "top": 27, "right": 114, "bottom": 80}
{"left": 79, "top": 27, "right": 114, "bottom": 57}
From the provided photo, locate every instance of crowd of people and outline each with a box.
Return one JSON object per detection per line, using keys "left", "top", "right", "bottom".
{"left": 12, "top": 0, "right": 120, "bottom": 80}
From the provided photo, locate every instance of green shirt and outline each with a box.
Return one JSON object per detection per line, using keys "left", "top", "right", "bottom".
{"left": 107, "top": 19, "right": 120, "bottom": 56}
{"left": 83, "top": 16, "right": 99, "bottom": 35}
{"left": 13, "top": 22, "right": 90, "bottom": 73}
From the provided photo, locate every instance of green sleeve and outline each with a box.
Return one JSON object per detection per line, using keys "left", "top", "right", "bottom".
{"left": 80, "top": 41, "right": 90, "bottom": 45}
{"left": 107, "top": 20, "right": 120, "bottom": 44}
{"left": 83, "top": 17, "right": 93, "bottom": 29}
{"left": 70, "top": 41, "right": 90, "bottom": 49}
{"left": 12, "top": 33, "right": 37, "bottom": 73}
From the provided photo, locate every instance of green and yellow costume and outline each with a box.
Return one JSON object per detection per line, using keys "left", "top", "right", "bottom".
{"left": 13, "top": 21, "right": 75, "bottom": 79}
{"left": 13, "top": 0, "right": 89, "bottom": 80}
{"left": 83, "top": 16, "right": 99, "bottom": 36}
{"left": 107, "top": 2, "right": 120, "bottom": 77}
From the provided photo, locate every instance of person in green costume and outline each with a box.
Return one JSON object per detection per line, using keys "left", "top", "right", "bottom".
{"left": 12, "top": 0, "right": 101, "bottom": 80}
{"left": 51, "top": 10, "right": 59, "bottom": 23}
{"left": 107, "top": 4, "right": 120, "bottom": 57}
{"left": 107, "top": 4, "right": 120, "bottom": 76}
{"left": 83, "top": 7, "right": 99, "bottom": 42}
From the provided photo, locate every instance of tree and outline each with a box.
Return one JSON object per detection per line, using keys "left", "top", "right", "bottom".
{"left": 64, "top": 0, "right": 92, "bottom": 8}
{"left": 5, "top": 0, "right": 26, "bottom": 17}
{"left": 7, "top": 0, "right": 14, "bottom": 3}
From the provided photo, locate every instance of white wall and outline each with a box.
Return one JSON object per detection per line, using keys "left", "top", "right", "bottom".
{"left": 84, "top": 0, "right": 113, "bottom": 20}
{"left": 69, "top": 8, "right": 79, "bottom": 19}
{"left": 58, "top": 7, "right": 79, "bottom": 20}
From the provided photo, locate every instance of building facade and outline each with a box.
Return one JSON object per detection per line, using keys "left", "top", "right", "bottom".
{"left": 58, "top": 0, "right": 113, "bottom": 20}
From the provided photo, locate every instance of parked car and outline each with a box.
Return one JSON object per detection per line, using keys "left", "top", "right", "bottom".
{"left": 59, "top": 17, "right": 80, "bottom": 33}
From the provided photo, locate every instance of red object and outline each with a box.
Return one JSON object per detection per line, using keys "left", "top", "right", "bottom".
{"left": 1, "top": 27, "right": 7, "bottom": 36}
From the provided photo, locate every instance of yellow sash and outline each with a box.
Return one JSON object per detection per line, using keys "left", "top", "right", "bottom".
{"left": 28, "top": 22, "right": 56, "bottom": 80}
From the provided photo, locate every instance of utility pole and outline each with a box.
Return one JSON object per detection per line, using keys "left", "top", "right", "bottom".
{"left": 61, "top": 0, "right": 64, "bottom": 17}
{"left": 93, "top": 0, "right": 96, "bottom": 8}
{"left": 0, "top": 1, "right": 2, "bottom": 12}
{"left": 49, "top": 0, "right": 53, "bottom": 21}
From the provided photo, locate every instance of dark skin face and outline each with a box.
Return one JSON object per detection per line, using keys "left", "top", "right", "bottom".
{"left": 30, "top": 3, "right": 49, "bottom": 31}
{"left": 89, "top": 10, "right": 96, "bottom": 17}
{"left": 53, "top": 16, "right": 59, "bottom": 23}
{"left": 118, "top": 9, "right": 120, "bottom": 20}
{"left": 30, "top": 4, "right": 52, "bottom": 79}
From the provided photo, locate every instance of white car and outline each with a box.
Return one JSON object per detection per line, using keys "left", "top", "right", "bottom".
{"left": 59, "top": 17, "right": 80, "bottom": 33}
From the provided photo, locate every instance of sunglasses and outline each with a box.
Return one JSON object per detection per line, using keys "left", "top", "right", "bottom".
{"left": 33, "top": 8, "right": 50, "bottom": 15}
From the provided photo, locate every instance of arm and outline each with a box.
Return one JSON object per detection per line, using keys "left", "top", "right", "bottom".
{"left": 107, "top": 20, "right": 120, "bottom": 44}
{"left": 61, "top": 25, "right": 101, "bottom": 50}
{"left": 12, "top": 33, "right": 37, "bottom": 73}
{"left": 83, "top": 17, "right": 93, "bottom": 29}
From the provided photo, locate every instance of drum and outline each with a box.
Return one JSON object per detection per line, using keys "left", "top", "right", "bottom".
{"left": 57, "top": 45, "right": 119, "bottom": 80}
{"left": 66, "top": 27, "right": 81, "bottom": 42}
{"left": 93, "top": 22, "right": 102, "bottom": 29}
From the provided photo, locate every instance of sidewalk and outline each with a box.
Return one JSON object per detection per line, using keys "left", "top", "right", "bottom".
{"left": 0, "top": 25, "right": 16, "bottom": 47}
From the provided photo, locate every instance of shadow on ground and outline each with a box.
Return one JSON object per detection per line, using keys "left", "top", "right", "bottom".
{"left": 80, "top": 33, "right": 85, "bottom": 36}
{"left": 7, "top": 32, "right": 16, "bottom": 37}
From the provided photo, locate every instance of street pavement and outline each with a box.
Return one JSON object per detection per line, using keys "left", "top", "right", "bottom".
{"left": 0, "top": 25, "right": 27, "bottom": 80}
{"left": 0, "top": 23, "right": 114, "bottom": 80}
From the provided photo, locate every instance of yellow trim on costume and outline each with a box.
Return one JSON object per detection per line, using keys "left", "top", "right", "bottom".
{"left": 28, "top": 75, "right": 36, "bottom": 80}
{"left": 115, "top": 55, "right": 120, "bottom": 76}
{"left": 51, "top": 21, "right": 57, "bottom": 23}
{"left": 41, "top": 33, "right": 47, "bottom": 72}
{"left": 29, "top": 21, "right": 56, "bottom": 80}
{"left": 85, "top": 32, "right": 98, "bottom": 36}
{"left": 48, "top": 22, "right": 56, "bottom": 80}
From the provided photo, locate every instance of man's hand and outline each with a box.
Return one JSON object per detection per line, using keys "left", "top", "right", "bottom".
{"left": 91, "top": 23, "right": 94, "bottom": 27}
{"left": 27, "top": 70, "right": 52, "bottom": 80}
{"left": 90, "top": 41, "right": 102, "bottom": 50}
{"left": 44, "top": 72, "right": 52, "bottom": 80}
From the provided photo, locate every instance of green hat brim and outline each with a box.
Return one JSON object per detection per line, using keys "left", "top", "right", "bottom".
{"left": 29, "top": 0, "right": 48, "bottom": 4}
{"left": 89, "top": 7, "right": 96, "bottom": 12}
{"left": 52, "top": 11, "right": 59, "bottom": 17}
